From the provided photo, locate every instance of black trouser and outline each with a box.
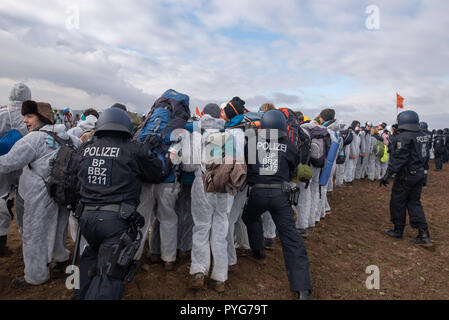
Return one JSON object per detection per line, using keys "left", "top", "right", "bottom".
{"left": 389, "top": 171, "right": 428, "bottom": 232}
{"left": 435, "top": 153, "right": 443, "bottom": 170}
{"left": 242, "top": 188, "right": 312, "bottom": 292}
{"left": 74, "top": 210, "right": 133, "bottom": 300}
{"left": 443, "top": 148, "right": 449, "bottom": 163}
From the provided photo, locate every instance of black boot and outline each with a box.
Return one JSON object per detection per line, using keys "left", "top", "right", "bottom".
{"left": 383, "top": 227, "right": 403, "bottom": 239}
{"left": 0, "top": 235, "right": 8, "bottom": 256}
{"left": 51, "top": 260, "right": 69, "bottom": 279}
{"left": 410, "top": 229, "right": 432, "bottom": 246}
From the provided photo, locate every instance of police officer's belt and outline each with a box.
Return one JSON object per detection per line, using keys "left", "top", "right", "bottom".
{"left": 84, "top": 204, "right": 121, "bottom": 213}
{"left": 252, "top": 184, "right": 283, "bottom": 189}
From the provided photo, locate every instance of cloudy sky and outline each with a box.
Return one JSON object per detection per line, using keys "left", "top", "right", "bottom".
{"left": 0, "top": 0, "right": 448, "bottom": 128}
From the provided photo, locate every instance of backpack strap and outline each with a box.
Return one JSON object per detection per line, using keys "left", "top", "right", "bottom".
{"left": 7, "top": 108, "right": 14, "bottom": 130}
{"left": 41, "top": 130, "right": 71, "bottom": 147}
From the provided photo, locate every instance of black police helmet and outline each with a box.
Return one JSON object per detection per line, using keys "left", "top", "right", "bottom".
{"left": 95, "top": 107, "right": 133, "bottom": 137}
{"left": 419, "top": 121, "right": 428, "bottom": 131}
{"left": 261, "top": 109, "right": 287, "bottom": 137}
{"left": 397, "top": 110, "right": 420, "bottom": 131}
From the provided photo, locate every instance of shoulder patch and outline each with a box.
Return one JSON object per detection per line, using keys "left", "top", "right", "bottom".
{"left": 396, "top": 141, "right": 402, "bottom": 150}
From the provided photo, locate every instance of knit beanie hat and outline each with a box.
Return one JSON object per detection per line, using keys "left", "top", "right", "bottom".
{"left": 224, "top": 97, "right": 246, "bottom": 120}
{"left": 202, "top": 103, "right": 221, "bottom": 119}
{"left": 319, "top": 108, "right": 335, "bottom": 122}
{"left": 21, "top": 100, "right": 55, "bottom": 125}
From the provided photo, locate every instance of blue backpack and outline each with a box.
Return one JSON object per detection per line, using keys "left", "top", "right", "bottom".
{"left": 225, "top": 112, "right": 262, "bottom": 129}
{"left": 134, "top": 89, "right": 191, "bottom": 183}
{"left": 0, "top": 129, "right": 22, "bottom": 156}
{"left": 136, "top": 89, "right": 190, "bottom": 144}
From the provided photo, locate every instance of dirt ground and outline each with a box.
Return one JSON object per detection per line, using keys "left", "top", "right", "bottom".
{"left": 1, "top": 161, "right": 448, "bottom": 300}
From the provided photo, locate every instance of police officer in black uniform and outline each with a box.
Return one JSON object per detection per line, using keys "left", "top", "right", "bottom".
{"left": 380, "top": 110, "right": 431, "bottom": 246}
{"left": 242, "top": 110, "right": 313, "bottom": 300}
{"left": 443, "top": 128, "right": 449, "bottom": 163}
{"left": 73, "top": 107, "right": 169, "bottom": 300}
{"left": 419, "top": 121, "right": 432, "bottom": 186}
{"left": 433, "top": 129, "right": 445, "bottom": 171}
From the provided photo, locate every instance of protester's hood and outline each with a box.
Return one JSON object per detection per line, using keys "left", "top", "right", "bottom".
{"left": 9, "top": 83, "right": 31, "bottom": 102}
{"left": 325, "top": 119, "right": 341, "bottom": 132}
{"left": 78, "top": 115, "right": 97, "bottom": 131}
{"left": 199, "top": 114, "right": 225, "bottom": 131}
{"left": 39, "top": 124, "right": 68, "bottom": 136}
{"left": 39, "top": 124, "right": 80, "bottom": 146}
{"left": 301, "top": 121, "right": 319, "bottom": 130}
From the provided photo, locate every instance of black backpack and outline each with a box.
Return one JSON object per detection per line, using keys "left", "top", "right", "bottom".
{"left": 340, "top": 129, "right": 353, "bottom": 146}
{"left": 297, "top": 126, "right": 312, "bottom": 165}
{"left": 279, "top": 108, "right": 301, "bottom": 150}
{"left": 42, "top": 131, "right": 80, "bottom": 209}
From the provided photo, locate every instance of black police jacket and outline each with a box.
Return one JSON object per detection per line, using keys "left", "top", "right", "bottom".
{"left": 422, "top": 129, "right": 433, "bottom": 161}
{"left": 386, "top": 129, "right": 429, "bottom": 175}
{"left": 433, "top": 134, "right": 445, "bottom": 154}
{"left": 246, "top": 135, "right": 299, "bottom": 185}
{"left": 75, "top": 134, "right": 167, "bottom": 207}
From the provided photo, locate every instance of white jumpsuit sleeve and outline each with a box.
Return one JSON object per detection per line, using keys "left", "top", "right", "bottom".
{"left": 0, "top": 135, "right": 37, "bottom": 174}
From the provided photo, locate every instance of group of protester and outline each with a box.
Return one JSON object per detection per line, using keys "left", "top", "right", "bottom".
{"left": 0, "top": 82, "right": 445, "bottom": 299}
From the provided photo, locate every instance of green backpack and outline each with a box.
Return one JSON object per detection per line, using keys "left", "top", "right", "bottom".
{"left": 373, "top": 140, "right": 385, "bottom": 160}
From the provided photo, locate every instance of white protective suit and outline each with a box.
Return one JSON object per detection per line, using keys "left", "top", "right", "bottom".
{"left": 344, "top": 130, "right": 361, "bottom": 183}
{"left": 300, "top": 121, "right": 327, "bottom": 226}
{"left": 262, "top": 211, "right": 276, "bottom": 239}
{"left": 225, "top": 128, "right": 250, "bottom": 267}
{"left": 355, "top": 129, "right": 369, "bottom": 179}
{"left": 295, "top": 180, "right": 311, "bottom": 230}
{"left": 322, "top": 120, "right": 340, "bottom": 216}
{"left": 66, "top": 115, "right": 97, "bottom": 139}
{"left": 182, "top": 115, "right": 230, "bottom": 282}
{"left": 335, "top": 144, "right": 349, "bottom": 187}
{"left": 0, "top": 83, "right": 31, "bottom": 237}
{"left": 294, "top": 125, "right": 312, "bottom": 230}
{"left": 148, "top": 182, "right": 181, "bottom": 263}
{"left": 0, "top": 124, "right": 78, "bottom": 284}
{"left": 366, "top": 134, "right": 378, "bottom": 181}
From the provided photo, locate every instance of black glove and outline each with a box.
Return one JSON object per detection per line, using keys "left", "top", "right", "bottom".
{"left": 379, "top": 173, "right": 391, "bottom": 187}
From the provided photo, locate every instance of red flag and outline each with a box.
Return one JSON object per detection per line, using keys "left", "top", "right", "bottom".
{"left": 397, "top": 93, "right": 404, "bottom": 109}
{"left": 195, "top": 106, "right": 201, "bottom": 117}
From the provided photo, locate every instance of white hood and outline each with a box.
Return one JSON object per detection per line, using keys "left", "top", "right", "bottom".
{"left": 78, "top": 115, "right": 97, "bottom": 131}
{"left": 9, "top": 82, "right": 31, "bottom": 102}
